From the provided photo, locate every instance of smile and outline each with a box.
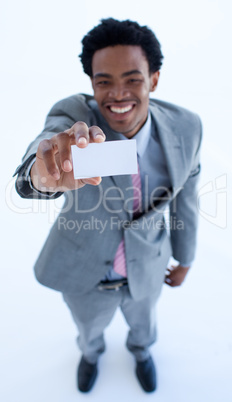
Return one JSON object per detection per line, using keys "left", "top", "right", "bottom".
{"left": 109, "top": 105, "right": 133, "bottom": 114}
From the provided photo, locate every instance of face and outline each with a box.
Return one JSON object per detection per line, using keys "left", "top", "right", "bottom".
{"left": 91, "top": 45, "right": 159, "bottom": 138}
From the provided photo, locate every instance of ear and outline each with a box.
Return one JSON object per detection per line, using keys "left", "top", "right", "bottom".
{"left": 149, "top": 71, "right": 160, "bottom": 92}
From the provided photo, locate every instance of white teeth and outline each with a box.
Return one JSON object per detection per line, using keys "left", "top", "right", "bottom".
{"left": 110, "top": 105, "right": 133, "bottom": 114}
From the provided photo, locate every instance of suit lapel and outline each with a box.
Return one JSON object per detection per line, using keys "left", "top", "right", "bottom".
{"left": 149, "top": 102, "right": 187, "bottom": 195}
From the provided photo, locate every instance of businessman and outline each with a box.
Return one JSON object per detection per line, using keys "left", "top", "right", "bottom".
{"left": 14, "top": 18, "right": 202, "bottom": 393}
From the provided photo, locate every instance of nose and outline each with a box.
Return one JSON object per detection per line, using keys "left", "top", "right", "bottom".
{"left": 108, "top": 83, "right": 130, "bottom": 100}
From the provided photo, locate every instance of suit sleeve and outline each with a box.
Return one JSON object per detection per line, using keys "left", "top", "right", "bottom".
{"left": 13, "top": 96, "right": 84, "bottom": 199}
{"left": 169, "top": 116, "right": 202, "bottom": 265}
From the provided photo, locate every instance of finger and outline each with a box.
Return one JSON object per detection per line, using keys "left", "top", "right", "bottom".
{"left": 80, "top": 176, "right": 102, "bottom": 186}
{"left": 165, "top": 276, "right": 172, "bottom": 285}
{"left": 37, "top": 139, "right": 60, "bottom": 180}
{"left": 165, "top": 277, "right": 176, "bottom": 287}
{"left": 71, "top": 121, "right": 90, "bottom": 148}
{"left": 55, "top": 132, "right": 73, "bottom": 172}
{"left": 89, "top": 126, "right": 106, "bottom": 143}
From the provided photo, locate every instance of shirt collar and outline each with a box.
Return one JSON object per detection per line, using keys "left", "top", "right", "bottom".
{"left": 118, "top": 112, "right": 152, "bottom": 158}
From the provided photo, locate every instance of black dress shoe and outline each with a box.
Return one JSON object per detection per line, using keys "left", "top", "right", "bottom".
{"left": 136, "top": 356, "right": 157, "bottom": 392}
{"left": 77, "top": 356, "right": 98, "bottom": 393}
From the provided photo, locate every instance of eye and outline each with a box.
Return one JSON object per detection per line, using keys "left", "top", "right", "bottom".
{"left": 128, "top": 78, "right": 142, "bottom": 84}
{"left": 96, "top": 80, "right": 110, "bottom": 86}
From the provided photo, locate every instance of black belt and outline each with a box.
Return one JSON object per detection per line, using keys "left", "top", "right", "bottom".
{"left": 97, "top": 279, "right": 128, "bottom": 291}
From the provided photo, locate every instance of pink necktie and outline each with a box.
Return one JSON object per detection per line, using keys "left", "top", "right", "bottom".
{"left": 113, "top": 163, "right": 141, "bottom": 277}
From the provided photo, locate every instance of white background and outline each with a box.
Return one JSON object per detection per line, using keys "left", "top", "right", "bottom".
{"left": 1, "top": 0, "right": 232, "bottom": 401}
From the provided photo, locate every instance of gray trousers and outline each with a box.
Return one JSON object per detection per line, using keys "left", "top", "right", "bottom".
{"left": 63, "top": 285, "right": 158, "bottom": 364}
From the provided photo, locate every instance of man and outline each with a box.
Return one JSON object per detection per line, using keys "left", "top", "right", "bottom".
{"left": 14, "top": 18, "right": 202, "bottom": 393}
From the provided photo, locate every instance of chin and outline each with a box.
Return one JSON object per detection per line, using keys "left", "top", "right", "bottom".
{"left": 111, "top": 123, "right": 133, "bottom": 135}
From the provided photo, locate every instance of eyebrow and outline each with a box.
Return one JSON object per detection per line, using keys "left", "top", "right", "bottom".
{"left": 93, "top": 70, "right": 143, "bottom": 79}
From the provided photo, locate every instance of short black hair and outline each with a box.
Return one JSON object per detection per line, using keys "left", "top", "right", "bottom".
{"left": 79, "top": 18, "right": 163, "bottom": 77}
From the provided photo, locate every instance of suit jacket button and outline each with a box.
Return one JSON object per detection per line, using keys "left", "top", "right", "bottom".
{"left": 124, "top": 222, "right": 131, "bottom": 229}
{"left": 105, "top": 260, "right": 112, "bottom": 265}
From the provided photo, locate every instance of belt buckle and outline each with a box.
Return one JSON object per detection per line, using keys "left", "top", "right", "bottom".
{"left": 98, "top": 279, "right": 127, "bottom": 291}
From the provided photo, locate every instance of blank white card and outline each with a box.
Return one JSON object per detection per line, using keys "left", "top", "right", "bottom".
{"left": 71, "top": 140, "right": 137, "bottom": 179}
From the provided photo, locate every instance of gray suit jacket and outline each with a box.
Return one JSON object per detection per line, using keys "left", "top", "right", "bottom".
{"left": 14, "top": 94, "right": 202, "bottom": 301}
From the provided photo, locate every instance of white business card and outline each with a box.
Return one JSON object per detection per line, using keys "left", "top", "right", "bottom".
{"left": 71, "top": 140, "right": 137, "bottom": 179}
